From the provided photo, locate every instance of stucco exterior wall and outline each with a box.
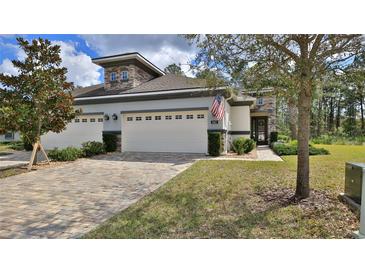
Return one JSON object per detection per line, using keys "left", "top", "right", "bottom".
{"left": 77, "top": 96, "right": 225, "bottom": 133}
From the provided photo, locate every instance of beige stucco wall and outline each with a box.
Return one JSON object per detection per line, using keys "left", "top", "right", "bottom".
{"left": 230, "top": 106, "right": 250, "bottom": 132}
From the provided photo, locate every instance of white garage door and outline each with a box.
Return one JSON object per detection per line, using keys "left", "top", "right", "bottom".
{"left": 122, "top": 110, "right": 208, "bottom": 153}
{"left": 41, "top": 114, "right": 104, "bottom": 149}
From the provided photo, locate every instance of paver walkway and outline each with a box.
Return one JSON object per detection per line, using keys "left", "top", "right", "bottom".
{"left": 0, "top": 152, "right": 200, "bottom": 238}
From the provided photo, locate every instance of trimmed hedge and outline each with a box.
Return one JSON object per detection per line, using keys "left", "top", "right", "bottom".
{"left": 272, "top": 141, "right": 330, "bottom": 156}
{"left": 103, "top": 133, "right": 118, "bottom": 152}
{"left": 48, "top": 147, "right": 84, "bottom": 161}
{"left": 208, "top": 132, "right": 222, "bottom": 156}
{"left": 232, "top": 137, "right": 256, "bottom": 155}
{"left": 81, "top": 141, "right": 105, "bottom": 157}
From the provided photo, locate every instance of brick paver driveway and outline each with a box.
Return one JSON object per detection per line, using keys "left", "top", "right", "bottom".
{"left": 0, "top": 152, "right": 201, "bottom": 239}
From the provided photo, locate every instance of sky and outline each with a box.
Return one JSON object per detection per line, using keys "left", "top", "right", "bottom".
{"left": 0, "top": 34, "right": 197, "bottom": 87}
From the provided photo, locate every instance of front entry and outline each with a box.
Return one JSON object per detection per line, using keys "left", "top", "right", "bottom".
{"left": 251, "top": 117, "right": 268, "bottom": 145}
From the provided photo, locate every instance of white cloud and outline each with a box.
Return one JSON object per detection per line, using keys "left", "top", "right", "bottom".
{"left": 82, "top": 35, "right": 197, "bottom": 77}
{"left": 0, "top": 40, "right": 101, "bottom": 87}
{"left": 0, "top": 59, "right": 19, "bottom": 76}
{"left": 52, "top": 41, "right": 101, "bottom": 87}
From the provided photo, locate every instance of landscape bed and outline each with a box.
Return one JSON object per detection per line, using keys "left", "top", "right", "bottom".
{"left": 84, "top": 145, "right": 364, "bottom": 239}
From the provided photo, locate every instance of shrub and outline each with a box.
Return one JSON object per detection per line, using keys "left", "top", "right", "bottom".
{"left": 270, "top": 131, "right": 278, "bottom": 143}
{"left": 208, "top": 132, "right": 222, "bottom": 156}
{"left": 272, "top": 141, "right": 329, "bottom": 156}
{"left": 243, "top": 138, "right": 256, "bottom": 153}
{"left": 48, "top": 147, "right": 83, "bottom": 161}
{"left": 232, "top": 137, "right": 256, "bottom": 155}
{"left": 103, "top": 133, "right": 118, "bottom": 152}
{"left": 278, "top": 134, "right": 290, "bottom": 143}
{"left": 81, "top": 141, "right": 105, "bottom": 157}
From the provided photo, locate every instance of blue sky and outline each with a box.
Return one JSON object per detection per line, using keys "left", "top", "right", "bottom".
{"left": 0, "top": 35, "right": 196, "bottom": 87}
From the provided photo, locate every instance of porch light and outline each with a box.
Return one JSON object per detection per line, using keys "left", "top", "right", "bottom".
{"left": 104, "top": 114, "right": 110, "bottom": 121}
{"left": 112, "top": 113, "right": 118, "bottom": 120}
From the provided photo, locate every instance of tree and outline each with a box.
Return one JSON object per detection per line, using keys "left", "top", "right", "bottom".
{"left": 0, "top": 37, "right": 76, "bottom": 170}
{"left": 164, "top": 63, "right": 185, "bottom": 76}
{"left": 186, "top": 34, "right": 363, "bottom": 199}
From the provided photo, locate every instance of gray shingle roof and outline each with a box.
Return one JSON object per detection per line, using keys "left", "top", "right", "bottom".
{"left": 72, "top": 74, "right": 207, "bottom": 98}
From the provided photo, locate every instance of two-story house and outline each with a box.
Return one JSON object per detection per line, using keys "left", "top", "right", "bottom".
{"left": 41, "top": 52, "right": 277, "bottom": 153}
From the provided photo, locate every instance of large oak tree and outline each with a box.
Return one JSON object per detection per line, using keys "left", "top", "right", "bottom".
{"left": 186, "top": 34, "right": 363, "bottom": 199}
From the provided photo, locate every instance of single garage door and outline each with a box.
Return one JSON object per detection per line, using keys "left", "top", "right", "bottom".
{"left": 122, "top": 109, "right": 208, "bottom": 153}
{"left": 41, "top": 114, "right": 104, "bottom": 149}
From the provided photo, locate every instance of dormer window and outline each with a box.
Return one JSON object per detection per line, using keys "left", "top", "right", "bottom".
{"left": 121, "top": 71, "right": 128, "bottom": 81}
{"left": 110, "top": 72, "right": 116, "bottom": 82}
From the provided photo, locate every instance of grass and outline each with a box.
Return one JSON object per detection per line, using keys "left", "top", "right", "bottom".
{"left": 0, "top": 168, "right": 27, "bottom": 179}
{"left": 0, "top": 143, "right": 11, "bottom": 152}
{"left": 84, "top": 145, "right": 364, "bottom": 238}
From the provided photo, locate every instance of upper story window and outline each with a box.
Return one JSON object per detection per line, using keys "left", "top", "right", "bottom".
{"left": 197, "top": 114, "right": 205, "bottom": 119}
{"left": 127, "top": 117, "right": 133, "bottom": 121}
{"left": 110, "top": 72, "right": 117, "bottom": 82}
{"left": 257, "top": 97, "right": 264, "bottom": 106}
{"left": 186, "top": 114, "right": 194, "bottom": 119}
{"left": 121, "top": 71, "right": 129, "bottom": 81}
{"left": 74, "top": 118, "right": 80, "bottom": 123}
{"left": 90, "top": 118, "right": 96, "bottom": 122}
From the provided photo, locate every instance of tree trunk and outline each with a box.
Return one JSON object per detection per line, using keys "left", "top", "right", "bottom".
{"left": 316, "top": 99, "right": 322, "bottom": 137}
{"left": 295, "top": 77, "right": 312, "bottom": 199}
{"left": 336, "top": 99, "right": 341, "bottom": 130}
{"left": 288, "top": 97, "right": 298, "bottom": 139}
{"left": 328, "top": 97, "right": 334, "bottom": 132}
{"left": 360, "top": 96, "right": 364, "bottom": 131}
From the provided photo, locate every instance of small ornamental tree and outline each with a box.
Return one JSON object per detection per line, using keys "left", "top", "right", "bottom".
{"left": 0, "top": 37, "right": 77, "bottom": 170}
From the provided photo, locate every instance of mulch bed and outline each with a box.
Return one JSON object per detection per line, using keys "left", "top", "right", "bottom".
{"left": 219, "top": 149, "right": 258, "bottom": 159}
{"left": 252, "top": 186, "right": 359, "bottom": 238}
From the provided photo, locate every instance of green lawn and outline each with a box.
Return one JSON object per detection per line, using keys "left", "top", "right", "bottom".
{"left": 84, "top": 145, "right": 364, "bottom": 239}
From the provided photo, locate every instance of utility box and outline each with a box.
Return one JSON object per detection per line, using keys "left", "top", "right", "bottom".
{"left": 345, "top": 162, "right": 365, "bottom": 204}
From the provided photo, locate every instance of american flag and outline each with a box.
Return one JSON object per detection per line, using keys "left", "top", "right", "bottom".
{"left": 210, "top": 95, "right": 225, "bottom": 120}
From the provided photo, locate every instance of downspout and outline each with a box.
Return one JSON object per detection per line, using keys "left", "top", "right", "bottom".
{"left": 224, "top": 92, "right": 235, "bottom": 154}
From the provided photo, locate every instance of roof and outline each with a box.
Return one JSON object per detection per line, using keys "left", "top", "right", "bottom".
{"left": 92, "top": 52, "right": 165, "bottom": 76}
{"left": 72, "top": 74, "right": 208, "bottom": 99}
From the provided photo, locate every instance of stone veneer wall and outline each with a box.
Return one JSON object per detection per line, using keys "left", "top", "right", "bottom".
{"left": 251, "top": 95, "right": 277, "bottom": 136}
{"left": 104, "top": 64, "right": 155, "bottom": 91}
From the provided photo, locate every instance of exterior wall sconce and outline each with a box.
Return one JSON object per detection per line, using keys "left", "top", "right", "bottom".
{"left": 112, "top": 113, "right": 118, "bottom": 120}
{"left": 104, "top": 114, "right": 110, "bottom": 121}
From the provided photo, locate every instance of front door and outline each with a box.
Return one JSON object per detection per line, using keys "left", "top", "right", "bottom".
{"left": 251, "top": 117, "right": 268, "bottom": 145}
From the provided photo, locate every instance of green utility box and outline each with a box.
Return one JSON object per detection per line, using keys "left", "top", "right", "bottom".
{"left": 345, "top": 162, "right": 365, "bottom": 204}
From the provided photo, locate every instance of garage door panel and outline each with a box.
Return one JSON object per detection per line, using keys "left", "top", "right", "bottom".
{"left": 122, "top": 110, "right": 208, "bottom": 153}
{"left": 41, "top": 115, "right": 103, "bottom": 149}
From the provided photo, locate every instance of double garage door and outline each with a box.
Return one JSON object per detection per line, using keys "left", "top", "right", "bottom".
{"left": 122, "top": 110, "right": 208, "bottom": 153}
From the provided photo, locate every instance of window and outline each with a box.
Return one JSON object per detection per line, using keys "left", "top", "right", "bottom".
{"left": 4, "top": 132, "right": 14, "bottom": 140}
{"left": 175, "top": 115, "right": 182, "bottom": 120}
{"left": 186, "top": 114, "right": 194, "bottom": 119}
{"left": 257, "top": 97, "right": 264, "bottom": 105}
{"left": 127, "top": 117, "right": 133, "bottom": 121}
{"left": 197, "top": 114, "right": 205, "bottom": 119}
{"left": 211, "top": 120, "right": 218, "bottom": 124}
{"left": 98, "top": 118, "right": 103, "bottom": 122}
{"left": 165, "top": 115, "right": 172, "bottom": 120}
{"left": 136, "top": 116, "right": 142, "bottom": 121}
{"left": 74, "top": 118, "right": 80, "bottom": 123}
{"left": 145, "top": 116, "right": 152, "bottom": 120}
{"left": 82, "top": 118, "right": 87, "bottom": 123}
{"left": 110, "top": 72, "right": 116, "bottom": 81}
{"left": 90, "top": 118, "right": 96, "bottom": 122}
{"left": 155, "top": 116, "right": 161, "bottom": 120}
{"left": 121, "top": 71, "right": 128, "bottom": 81}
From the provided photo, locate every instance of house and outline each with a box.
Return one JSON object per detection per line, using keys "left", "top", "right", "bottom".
{"left": 0, "top": 132, "right": 21, "bottom": 142}
{"left": 41, "top": 52, "right": 276, "bottom": 153}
